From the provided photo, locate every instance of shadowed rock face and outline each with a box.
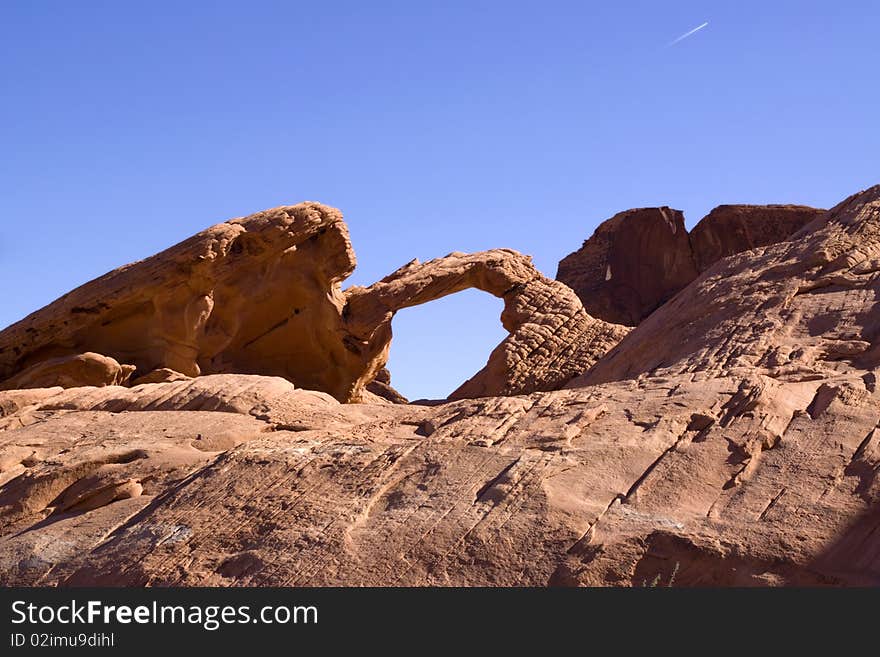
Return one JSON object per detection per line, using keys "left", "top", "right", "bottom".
{"left": 556, "top": 204, "right": 826, "bottom": 326}
{"left": 570, "top": 187, "right": 880, "bottom": 389}
{"left": 365, "top": 367, "right": 408, "bottom": 404}
{"left": 556, "top": 207, "right": 698, "bottom": 327}
{"left": 0, "top": 208, "right": 625, "bottom": 402}
{"left": 0, "top": 185, "right": 879, "bottom": 587}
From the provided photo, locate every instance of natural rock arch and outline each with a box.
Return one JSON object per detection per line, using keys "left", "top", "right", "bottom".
{"left": 343, "top": 249, "right": 628, "bottom": 400}
{"left": 0, "top": 205, "right": 627, "bottom": 402}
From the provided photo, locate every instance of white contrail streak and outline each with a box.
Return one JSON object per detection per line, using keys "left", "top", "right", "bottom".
{"left": 667, "top": 21, "right": 709, "bottom": 47}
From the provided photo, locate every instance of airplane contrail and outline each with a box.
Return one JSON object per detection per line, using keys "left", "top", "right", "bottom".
{"left": 667, "top": 21, "right": 709, "bottom": 47}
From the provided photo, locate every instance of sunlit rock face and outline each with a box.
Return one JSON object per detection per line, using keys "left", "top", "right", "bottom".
{"left": 0, "top": 205, "right": 626, "bottom": 403}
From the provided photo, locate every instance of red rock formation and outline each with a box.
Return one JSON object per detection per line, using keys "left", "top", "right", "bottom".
{"left": 569, "top": 186, "right": 879, "bottom": 389}
{"left": 1, "top": 186, "right": 877, "bottom": 587}
{"left": 0, "top": 203, "right": 364, "bottom": 400}
{"left": 344, "top": 250, "right": 628, "bottom": 400}
{"left": 0, "top": 352, "right": 135, "bottom": 390}
{"left": 555, "top": 207, "right": 698, "bottom": 326}
{"left": 690, "top": 204, "right": 826, "bottom": 272}
{"left": 557, "top": 204, "right": 826, "bottom": 326}
{"left": 365, "top": 367, "right": 408, "bottom": 404}
{"left": 0, "top": 208, "right": 625, "bottom": 402}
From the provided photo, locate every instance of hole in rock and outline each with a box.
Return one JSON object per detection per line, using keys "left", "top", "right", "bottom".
{"left": 385, "top": 289, "right": 507, "bottom": 401}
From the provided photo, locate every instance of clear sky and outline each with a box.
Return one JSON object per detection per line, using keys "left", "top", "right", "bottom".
{"left": 1, "top": 1, "right": 878, "bottom": 399}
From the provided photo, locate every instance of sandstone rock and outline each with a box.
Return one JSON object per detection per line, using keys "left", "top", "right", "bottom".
{"left": 129, "top": 368, "right": 192, "bottom": 386}
{"left": 1, "top": 186, "right": 878, "bottom": 587}
{"left": 0, "top": 352, "right": 135, "bottom": 391}
{"left": 556, "top": 207, "right": 699, "bottom": 326}
{"left": 365, "top": 368, "right": 408, "bottom": 404}
{"left": 0, "top": 367, "right": 877, "bottom": 586}
{"left": 557, "top": 204, "right": 825, "bottom": 326}
{"left": 690, "top": 204, "right": 826, "bottom": 272}
{"left": 0, "top": 203, "right": 364, "bottom": 401}
{"left": 343, "top": 250, "right": 629, "bottom": 399}
{"left": 570, "top": 185, "right": 880, "bottom": 389}
{"left": 0, "top": 207, "right": 624, "bottom": 402}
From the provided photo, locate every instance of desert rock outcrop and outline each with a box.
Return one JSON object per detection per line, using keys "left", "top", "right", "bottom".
{"left": 555, "top": 207, "right": 698, "bottom": 326}
{"left": 0, "top": 352, "right": 135, "bottom": 391}
{"left": 570, "top": 187, "right": 879, "bottom": 388}
{"left": 557, "top": 204, "right": 825, "bottom": 326}
{"left": 344, "top": 250, "right": 629, "bottom": 400}
{"left": 0, "top": 203, "right": 363, "bottom": 400}
{"left": 0, "top": 206, "right": 623, "bottom": 402}
{"left": 690, "top": 204, "right": 826, "bottom": 272}
{"left": 1, "top": 185, "right": 878, "bottom": 587}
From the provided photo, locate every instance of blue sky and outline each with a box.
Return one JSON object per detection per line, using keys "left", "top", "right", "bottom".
{"left": 1, "top": 1, "right": 878, "bottom": 399}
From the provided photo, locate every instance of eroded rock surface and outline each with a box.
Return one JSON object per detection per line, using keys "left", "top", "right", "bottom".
{"left": 1, "top": 368, "right": 878, "bottom": 586}
{"left": 344, "top": 250, "right": 629, "bottom": 400}
{"left": 0, "top": 203, "right": 364, "bottom": 401}
{"left": 1, "top": 185, "right": 878, "bottom": 587}
{"left": 0, "top": 209, "right": 623, "bottom": 402}
{"left": 690, "top": 204, "right": 826, "bottom": 272}
{"left": 0, "top": 352, "right": 135, "bottom": 391}
{"left": 557, "top": 204, "right": 826, "bottom": 326}
{"left": 571, "top": 187, "right": 879, "bottom": 388}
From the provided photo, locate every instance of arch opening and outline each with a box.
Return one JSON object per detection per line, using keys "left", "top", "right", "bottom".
{"left": 384, "top": 289, "right": 506, "bottom": 401}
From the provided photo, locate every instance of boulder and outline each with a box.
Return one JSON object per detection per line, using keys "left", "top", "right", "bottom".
{"left": 365, "top": 368, "right": 408, "bottom": 404}
{"left": 0, "top": 352, "right": 134, "bottom": 390}
{"left": 129, "top": 368, "right": 192, "bottom": 386}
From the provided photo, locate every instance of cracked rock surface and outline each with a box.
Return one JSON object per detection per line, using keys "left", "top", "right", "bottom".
{"left": 1, "top": 185, "right": 879, "bottom": 586}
